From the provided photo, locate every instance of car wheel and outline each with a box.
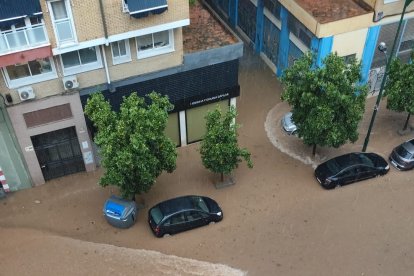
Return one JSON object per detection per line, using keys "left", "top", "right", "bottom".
{"left": 163, "top": 233, "right": 171, "bottom": 238}
{"left": 209, "top": 221, "right": 216, "bottom": 225}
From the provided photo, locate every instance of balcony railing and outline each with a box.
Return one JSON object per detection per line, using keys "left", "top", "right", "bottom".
{"left": 0, "top": 24, "right": 48, "bottom": 54}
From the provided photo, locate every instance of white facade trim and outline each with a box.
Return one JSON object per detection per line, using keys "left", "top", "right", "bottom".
{"left": 264, "top": 8, "right": 281, "bottom": 30}
{"left": 52, "top": 19, "right": 189, "bottom": 55}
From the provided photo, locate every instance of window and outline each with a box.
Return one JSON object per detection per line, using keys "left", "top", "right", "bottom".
{"left": 170, "top": 213, "right": 185, "bottom": 225}
{"left": 48, "top": 0, "right": 76, "bottom": 45}
{"left": 384, "top": 0, "right": 399, "bottom": 3}
{"left": 136, "top": 30, "right": 174, "bottom": 59}
{"left": 122, "top": 0, "right": 129, "bottom": 13}
{"left": 342, "top": 54, "right": 356, "bottom": 65}
{"left": 4, "top": 58, "right": 57, "bottom": 88}
{"left": 60, "top": 47, "right": 103, "bottom": 75}
{"left": 111, "top": 39, "right": 131, "bottom": 65}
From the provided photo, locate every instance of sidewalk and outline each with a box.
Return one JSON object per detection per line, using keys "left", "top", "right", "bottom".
{"left": 265, "top": 99, "right": 414, "bottom": 169}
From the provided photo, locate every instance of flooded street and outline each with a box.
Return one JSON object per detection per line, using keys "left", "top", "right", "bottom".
{"left": 1, "top": 47, "right": 414, "bottom": 275}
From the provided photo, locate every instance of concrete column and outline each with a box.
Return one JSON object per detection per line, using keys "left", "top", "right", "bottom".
{"left": 361, "top": 25, "right": 381, "bottom": 84}
{"left": 254, "top": 0, "right": 264, "bottom": 53}
{"left": 229, "top": 0, "right": 239, "bottom": 28}
{"left": 276, "top": 6, "right": 289, "bottom": 77}
{"left": 316, "top": 36, "right": 333, "bottom": 67}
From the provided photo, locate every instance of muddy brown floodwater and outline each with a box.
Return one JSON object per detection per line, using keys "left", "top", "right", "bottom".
{"left": 1, "top": 48, "right": 414, "bottom": 275}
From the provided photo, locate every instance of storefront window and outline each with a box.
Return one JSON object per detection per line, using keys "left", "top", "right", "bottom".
{"left": 164, "top": 113, "right": 180, "bottom": 146}
{"left": 186, "top": 100, "right": 229, "bottom": 144}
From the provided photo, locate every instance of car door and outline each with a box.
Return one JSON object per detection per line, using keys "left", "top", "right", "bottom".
{"left": 167, "top": 212, "right": 187, "bottom": 234}
{"left": 185, "top": 211, "right": 209, "bottom": 230}
{"left": 356, "top": 165, "right": 375, "bottom": 181}
{"left": 337, "top": 167, "right": 357, "bottom": 185}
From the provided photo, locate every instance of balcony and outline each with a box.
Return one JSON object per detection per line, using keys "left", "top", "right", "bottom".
{"left": 0, "top": 24, "right": 49, "bottom": 55}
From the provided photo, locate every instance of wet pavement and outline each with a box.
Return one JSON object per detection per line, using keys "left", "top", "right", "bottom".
{"left": 1, "top": 46, "right": 414, "bottom": 275}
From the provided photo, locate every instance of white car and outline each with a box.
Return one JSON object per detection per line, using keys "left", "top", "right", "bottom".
{"left": 281, "top": 112, "right": 297, "bottom": 135}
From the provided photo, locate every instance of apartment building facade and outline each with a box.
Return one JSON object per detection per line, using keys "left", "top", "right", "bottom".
{"left": 0, "top": 0, "right": 243, "bottom": 190}
{"left": 206, "top": 0, "right": 414, "bottom": 93}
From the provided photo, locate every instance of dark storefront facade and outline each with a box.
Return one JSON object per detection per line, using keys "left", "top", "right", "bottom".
{"left": 81, "top": 59, "right": 241, "bottom": 146}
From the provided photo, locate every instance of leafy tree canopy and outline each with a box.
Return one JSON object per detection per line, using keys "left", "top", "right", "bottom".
{"left": 281, "top": 52, "right": 368, "bottom": 153}
{"left": 384, "top": 52, "right": 414, "bottom": 130}
{"left": 84, "top": 92, "right": 177, "bottom": 200}
{"left": 200, "top": 106, "right": 253, "bottom": 181}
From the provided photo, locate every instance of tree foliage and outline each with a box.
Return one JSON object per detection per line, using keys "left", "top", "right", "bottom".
{"left": 84, "top": 92, "right": 177, "bottom": 200}
{"left": 200, "top": 106, "right": 253, "bottom": 181}
{"left": 384, "top": 52, "right": 414, "bottom": 130}
{"left": 281, "top": 52, "right": 368, "bottom": 154}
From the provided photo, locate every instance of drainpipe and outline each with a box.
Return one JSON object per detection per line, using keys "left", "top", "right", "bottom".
{"left": 98, "top": 0, "right": 109, "bottom": 45}
{"left": 98, "top": 0, "right": 111, "bottom": 85}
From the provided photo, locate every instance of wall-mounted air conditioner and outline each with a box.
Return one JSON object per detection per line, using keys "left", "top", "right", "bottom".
{"left": 63, "top": 75, "right": 79, "bottom": 90}
{"left": 17, "top": 86, "right": 35, "bottom": 101}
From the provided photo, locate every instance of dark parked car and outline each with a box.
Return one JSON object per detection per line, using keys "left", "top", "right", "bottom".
{"left": 315, "top": 152, "right": 389, "bottom": 189}
{"left": 281, "top": 112, "right": 297, "bottom": 135}
{"left": 148, "top": 195, "right": 223, "bottom": 237}
{"left": 389, "top": 138, "right": 414, "bottom": 170}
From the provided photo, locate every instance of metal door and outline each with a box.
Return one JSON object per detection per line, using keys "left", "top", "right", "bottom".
{"left": 31, "top": 127, "right": 85, "bottom": 181}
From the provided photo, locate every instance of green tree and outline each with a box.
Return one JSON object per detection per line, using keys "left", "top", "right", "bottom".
{"left": 200, "top": 105, "right": 253, "bottom": 183}
{"left": 85, "top": 92, "right": 177, "bottom": 200}
{"left": 384, "top": 52, "right": 414, "bottom": 131}
{"left": 281, "top": 52, "right": 368, "bottom": 155}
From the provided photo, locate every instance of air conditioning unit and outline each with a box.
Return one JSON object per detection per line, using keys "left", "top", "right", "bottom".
{"left": 63, "top": 75, "right": 79, "bottom": 90}
{"left": 17, "top": 86, "right": 35, "bottom": 101}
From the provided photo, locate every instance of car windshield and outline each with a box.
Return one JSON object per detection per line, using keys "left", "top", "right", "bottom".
{"left": 150, "top": 207, "right": 164, "bottom": 224}
{"left": 190, "top": 197, "right": 209, "bottom": 212}
{"left": 396, "top": 146, "right": 412, "bottom": 159}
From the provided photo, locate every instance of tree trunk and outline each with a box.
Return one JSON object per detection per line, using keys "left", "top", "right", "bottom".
{"left": 131, "top": 194, "right": 136, "bottom": 202}
{"left": 403, "top": 113, "right": 411, "bottom": 131}
{"left": 312, "top": 144, "right": 317, "bottom": 156}
{"left": 220, "top": 172, "right": 224, "bottom": 182}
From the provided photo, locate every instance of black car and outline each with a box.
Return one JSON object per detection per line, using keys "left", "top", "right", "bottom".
{"left": 389, "top": 138, "right": 414, "bottom": 170}
{"left": 148, "top": 195, "right": 223, "bottom": 237}
{"left": 315, "top": 152, "right": 389, "bottom": 189}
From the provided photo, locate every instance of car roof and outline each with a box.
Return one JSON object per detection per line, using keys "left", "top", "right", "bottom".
{"left": 156, "top": 195, "right": 204, "bottom": 216}
{"left": 322, "top": 152, "right": 378, "bottom": 173}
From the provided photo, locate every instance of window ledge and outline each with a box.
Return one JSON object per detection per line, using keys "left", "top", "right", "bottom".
{"left": 7, "top": 72, "right": 58, "bottom": 89}
{"left": 137, "top": 46, "right": 174, "bottom": 60}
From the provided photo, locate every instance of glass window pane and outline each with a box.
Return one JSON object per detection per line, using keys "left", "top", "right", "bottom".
{"left": 112, "top": 42, "right": 120, "bottom": 57}
{"left": 186, "top": 100, "right": 229, "bottom": 143}
{"left": 28, "top": 60, "right": 42, "bottom": 75}
{"left": 164, "top": 113, "right": 180, "bottom": 146}
{"left": 61, "top": 51, "right": 80, "bottom": 68}
{"left": 55, "top": 20, "right": 73, "bottom": 42}
{"left": 153, "top": 31, "right": 169, "bottom": 48}
{"left": 6, "top": 64, "right": 30, "bottom": 80}
{"left": 137, "top": 34, "right": 153, "bottom": 51}
{"left": 119, "top": 40, "right": 127, "bottom": 56}
{"left": 6, "top": 31, "right": 27, "bottom": 48}
{"left": 51, "top": 1, "right": 68, "bottom": 20}
{"left": 79, "top": 47, "right": 97, "bottom": 64}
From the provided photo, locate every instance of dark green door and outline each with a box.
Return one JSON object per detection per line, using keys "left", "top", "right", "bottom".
{"left": 31, "top": 127, "right": 85, "bottom": 181}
